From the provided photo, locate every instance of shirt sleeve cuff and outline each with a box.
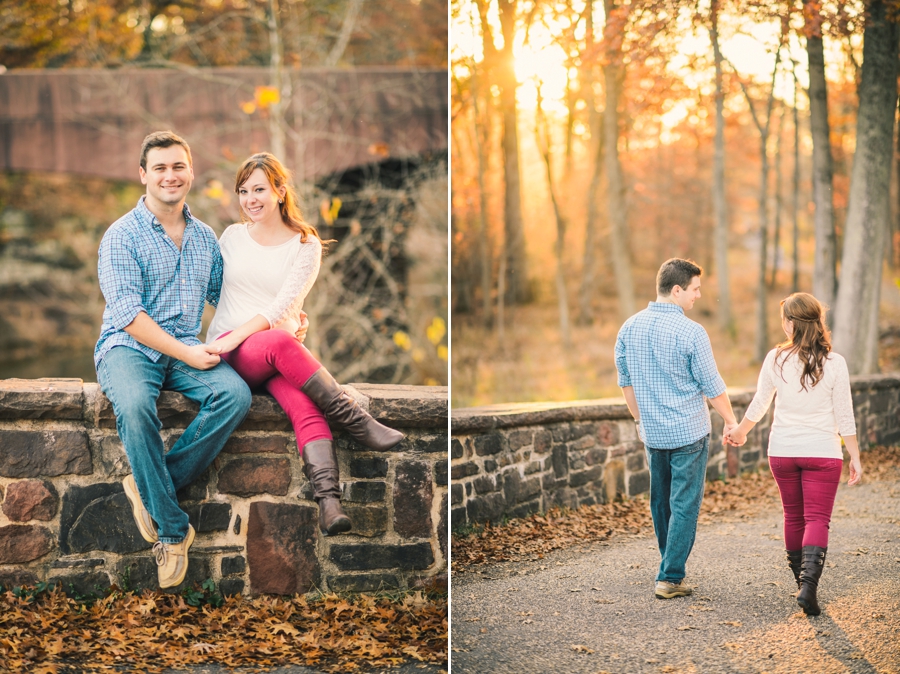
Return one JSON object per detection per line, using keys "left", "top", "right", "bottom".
{"left": 108, "top": 301, "right": 145, "bottom": 331}
{"left": 702, "top": 377, "right": 727, "bottom": 400}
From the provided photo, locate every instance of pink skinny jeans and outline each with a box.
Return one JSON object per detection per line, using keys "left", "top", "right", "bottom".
{"left": 769, "top": 455, "right": 843, "bottom": 549}
{"left": 218, "top": 330, "right": 332, "bottom": 452}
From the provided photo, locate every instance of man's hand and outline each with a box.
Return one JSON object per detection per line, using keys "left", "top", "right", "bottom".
{"left": 723, "top": 423, "right": 746, "bottom": 446}
{"left": 181, "top": 344, "right": 221, "bottom": 370}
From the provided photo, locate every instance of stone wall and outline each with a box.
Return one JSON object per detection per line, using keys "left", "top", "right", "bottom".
{"left": 450, "top": 374, "right": 900, "bottom": 529}
{"left": 0, "top": 378, "right": 448, "bottom": 597}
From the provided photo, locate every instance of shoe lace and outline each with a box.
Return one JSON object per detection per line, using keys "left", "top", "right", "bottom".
{"left": 152, "top": 541, "right": 168, "bottom": 567}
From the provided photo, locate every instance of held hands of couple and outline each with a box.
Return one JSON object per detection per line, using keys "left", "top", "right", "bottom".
{"left": 182, "top": 343, "right": 222, "bottom": 370}
{"left": 723, "top": 423, "right": 746, "bottom": 447}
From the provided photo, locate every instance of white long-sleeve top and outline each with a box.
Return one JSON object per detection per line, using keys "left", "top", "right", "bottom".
{"left": 745, "top": 348, "right": 857, "bottom": 459}
{"left": 206, "top": 223, "right": 321, "bottom": 342}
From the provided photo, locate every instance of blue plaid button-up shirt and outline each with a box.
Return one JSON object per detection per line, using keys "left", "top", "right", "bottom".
{"left": 95, "top": 196, "right": 223, "bottom": 367}
{"left": 615, "top": 302, "right": 727, "bottom": 449}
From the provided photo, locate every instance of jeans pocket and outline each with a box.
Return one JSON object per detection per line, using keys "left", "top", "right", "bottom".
{"left": 681, "top": 435, "right": 709, "bottom": 455}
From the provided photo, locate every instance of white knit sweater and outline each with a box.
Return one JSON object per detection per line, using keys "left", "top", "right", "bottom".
{"left": 745, "top": 348, "right": 857, "bottom": 459}
{"left": 207, "top": 223, "right": 321, "bottom": 342}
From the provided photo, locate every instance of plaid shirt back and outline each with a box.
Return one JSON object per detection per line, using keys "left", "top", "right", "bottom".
{"left": 615, "top": 302, "right": 726, "bottom": 449}
{"left": 95, "top": 197, "right": 223, "bottom": 367}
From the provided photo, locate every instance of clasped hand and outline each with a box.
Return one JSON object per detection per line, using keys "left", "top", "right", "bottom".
{"left": 723, "top": 423, "right": 746, "bottom": 447}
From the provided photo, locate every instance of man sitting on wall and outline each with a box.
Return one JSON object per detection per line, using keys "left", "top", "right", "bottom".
{"left": 614, "top": 258, "right": 738, "bottom": 599}
{"left": 95, "top": 131, "right": 252, "bottom": 588}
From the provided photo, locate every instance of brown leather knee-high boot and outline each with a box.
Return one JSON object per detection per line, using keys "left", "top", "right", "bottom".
{"left": 301, "top": 368, "right": 404, "bottom": 450}
{"left": 302, "top": 439, "right": 352, "bottom": 535}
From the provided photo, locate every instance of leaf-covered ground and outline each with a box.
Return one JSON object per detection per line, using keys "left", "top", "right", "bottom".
{"left": 0, "top": 588, "right": 447, "bottom": 673}
{"left": 451, "top": 446, "right": 900, "bottom": 574}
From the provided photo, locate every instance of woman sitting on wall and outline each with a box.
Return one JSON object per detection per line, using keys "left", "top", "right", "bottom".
{"left": 725, "top": 292, "right": 862, "bottom": 616}
{"left": 207, "top": 152, "right": 403, "bottom": 536}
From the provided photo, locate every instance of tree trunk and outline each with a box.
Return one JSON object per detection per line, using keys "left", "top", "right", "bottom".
{"left": 736, "top": 47, "right": 781, "bottom": 362}
{"left": 832, "top": 0, "right": 899, "bottom": 374}
{"left": 803, "top": 0, "right": 837, "bottom": 311}
{"left": 771, "top": 105, "right": 784, "bottom": 289}
{"left": 792, "top": 67, "right": 801, "bottom": 293}
{"left": 577, "top": 3, "right": 603, "bottom": 326}
{"left": 710, "top": 3, "right": 733, "bottom": 334}
{"left": 498, "top": 0, "right": 531, "bottom": 305}
{"left": 535, "top": 87, "right": 572, "bottom": 347}
{"left": 267, "top": 0, "right": 286, "bottom": 160}
{"left": 604, "top": 0, "right": 635, "bottom": 320}
{"left": 470, "top": 64, "right": 493, "bottom": 328}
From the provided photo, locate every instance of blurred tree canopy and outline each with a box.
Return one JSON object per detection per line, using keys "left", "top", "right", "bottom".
{"left": 0, "top": 0, "right": 448, "bottom": 69}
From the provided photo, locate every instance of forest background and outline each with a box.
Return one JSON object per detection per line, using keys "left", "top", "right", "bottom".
{"left": 0, "top": 0, "right": 449, "bottom": 387}
{"left": 451, "top": 0, "right": 900, "bottom": 408}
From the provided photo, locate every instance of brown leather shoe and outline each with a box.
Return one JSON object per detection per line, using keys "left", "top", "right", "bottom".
{"left": 302, "top": 439, "right": 352, "bottom": 535}
{"left": 301, "top": 368, "right": 404, "bottom": 450}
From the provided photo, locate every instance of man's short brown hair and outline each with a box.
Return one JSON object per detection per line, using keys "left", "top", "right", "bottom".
{"left": 139, "top": 131, "right": 193, "bottom": 170}
{"left": 656, "top": 258, "right": 703, "bottom": 296}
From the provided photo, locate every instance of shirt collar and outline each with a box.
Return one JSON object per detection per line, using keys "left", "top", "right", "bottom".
{"left": 648, "top": 301, "right": 685, "bottom": 315}
{"left": 136, "top": 195, "right": 194, "bottom": 229}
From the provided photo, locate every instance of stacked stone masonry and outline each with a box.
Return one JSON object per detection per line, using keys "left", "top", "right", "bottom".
{"left": 451, "top": 374, "right": 900, "bottom": 529}
{"left": 0, "top": 378, "right": 448, "bottom": 597}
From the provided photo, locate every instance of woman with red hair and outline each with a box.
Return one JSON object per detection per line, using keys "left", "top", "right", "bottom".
{"left": 726, "top": 293, "right": 862, "bottom": 616}
{"left": 207, "top": 153, "right": 403, "bottom": 536}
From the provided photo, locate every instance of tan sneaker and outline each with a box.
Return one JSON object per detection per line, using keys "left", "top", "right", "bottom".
{"left": 123, "top": 474, "right": 158, "bottom": 543}
{"left": 153, "top": 525, "right": 195, "bottom": 589}
{"left": 655, "top": 580, "right": 693, "bottom": 599}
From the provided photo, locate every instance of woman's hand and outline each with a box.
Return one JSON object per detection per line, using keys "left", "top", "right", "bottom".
{"left": 273, "top": 311, "right": 309, "bottom": 343}
{"left": 724, "top": 427, "right": 746, "bottom": 446}
{"left": 273, "top": 317, "right": 300, "bottom": 335}
{"left": 212, "top": 335, "right": 242, "bottom": 354}
{"left": 847, "top": 455, "right": 863, "bottom": 486}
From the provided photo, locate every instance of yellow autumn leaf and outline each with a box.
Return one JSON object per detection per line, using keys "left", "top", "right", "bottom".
{"left": 411, "top": 348, "right": 426, "bottom": 363}
{"left": 329, "top": 197, "right": 342, "bottom": 223}
{"left": 204, "top": 180, "right": 223, "bottom": 200}
{"left": 255, "top": 85, "right": 280, "bottom": 109}
{"left": 240, "top": 101, "right": 256, "bottom": 115}
{"left": 393, "top": 331, "right": 412, "bottom": 351}
{"left": 437, "top": 345, "right": 448, "bottom": 361}
{"left": 426, "top": 317, "right": 446, "bottom": 345}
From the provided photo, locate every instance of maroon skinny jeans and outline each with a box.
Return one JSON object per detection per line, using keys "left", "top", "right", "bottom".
{"left": 769, "top": 455, "right": 843, "bottom": 550}
{"left": 218, "top": 330, "right": 332, "bottom": 452}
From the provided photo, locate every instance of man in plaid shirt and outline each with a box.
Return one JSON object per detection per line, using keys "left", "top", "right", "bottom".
{"left": 96, "top": 131, "right": 252, "bottom": 590}
{"left": 615, "top": 258, "right": 738, "bottom": 599}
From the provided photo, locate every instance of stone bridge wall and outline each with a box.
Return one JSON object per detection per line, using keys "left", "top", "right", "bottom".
{"left": 0, "top": 379, "right": 448, "bottom": 597}
{"left": 450, "top": 374, "right": 900, "bottom": 529}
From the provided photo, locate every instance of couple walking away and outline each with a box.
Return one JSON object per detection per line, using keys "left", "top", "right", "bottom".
{"left": 96, "top": 131, "right": 404, "bottom": 589}
{"left": 615, "top": 258, "right": 862, "bottom": 616}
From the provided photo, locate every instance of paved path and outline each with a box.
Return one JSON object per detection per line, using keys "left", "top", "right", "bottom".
{"left": 451, "top": 478, "right": 900, "bottom": 673}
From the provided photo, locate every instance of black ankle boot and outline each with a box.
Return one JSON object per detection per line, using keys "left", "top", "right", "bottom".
{"left": 797, "top": 545, "right": 826, "bottom": 616}
{"left": 786, "top": 549, "right": 802, "bottom": 591}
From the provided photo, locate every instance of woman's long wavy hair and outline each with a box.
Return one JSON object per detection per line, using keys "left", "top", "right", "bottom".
{"left": 234, "top": 153, "right": 320, "bottom": 243}
{"left": 776, "top": 292, "right": 832, "bottom": 391}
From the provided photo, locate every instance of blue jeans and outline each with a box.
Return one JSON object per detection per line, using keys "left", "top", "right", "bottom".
{"left": 646, "top": 435, "right": 709, "bottom": 583}
{"left": 98, "top": 346, "right": 252, "bottom": 544}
